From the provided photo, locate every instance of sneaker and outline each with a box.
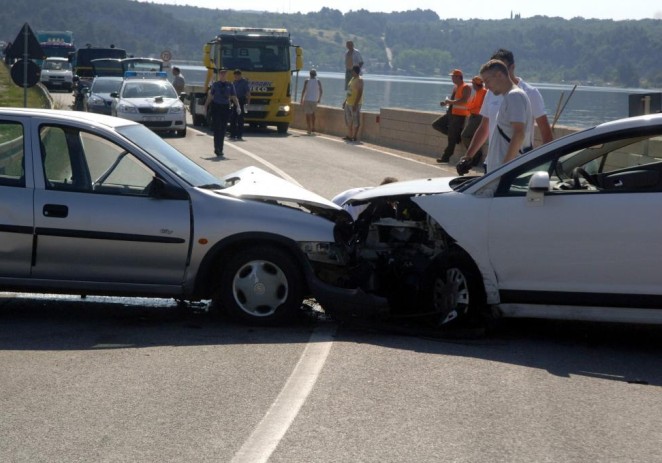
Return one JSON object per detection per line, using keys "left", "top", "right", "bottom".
{"left": 236, "top": 137, "right": 244, "bottom": 141}
{"left": 436, "top": 158, "right": 450, "bottom": 164}
{"left": 215, "top": 150, "right": 224, "bottom": 157}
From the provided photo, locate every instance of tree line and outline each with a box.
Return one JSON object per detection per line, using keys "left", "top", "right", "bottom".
{"left": 2, "top": 0, "right": 661, "bottom": 88}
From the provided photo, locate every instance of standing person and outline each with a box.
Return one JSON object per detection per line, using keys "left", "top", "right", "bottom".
{"left": 344, "top": 41, "right": 364, "bottom": 90}
{"left": 230, "top": 69, "right": 251, "bottom": 141}
{"left": 476, "top": 59, "right": 532, "bottom": 172}
{"left": 436, "top": 69, "right": 471, "bottom": 164}
{"left": 204, "top": 69, "right": 239, "bottom": 157}
{"left": 463, "top": 48, "right": 553, "bottom": 170}
{"left": 342, "top": 65, "right": 364, "bottom": 142}
{"left": 461, "top": 76, "right": 488, "bottom": 167}
{"left": 300, "top": 69, "right": 323, "bottom": 134}
{"left": 171, "top": 66, "right": 185, "bottom": 95}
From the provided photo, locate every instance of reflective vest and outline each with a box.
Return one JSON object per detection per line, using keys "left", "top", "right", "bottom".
{"left": 451, "top": 82, "right": 470, "bottom": 117}
{"left": 467, "top": 87, "right": 487, "bottom": 115}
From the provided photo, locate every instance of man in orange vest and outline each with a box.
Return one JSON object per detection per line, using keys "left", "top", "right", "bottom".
{"left": 461, "top": 75, "right": 488, "bottom": 167}
{"left": 437, "top": 69, "right": 472, "bottom": 164}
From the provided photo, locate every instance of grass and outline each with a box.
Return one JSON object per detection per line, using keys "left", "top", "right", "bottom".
{"left": 0, "top": 61, "right": 52, "bottom": 108}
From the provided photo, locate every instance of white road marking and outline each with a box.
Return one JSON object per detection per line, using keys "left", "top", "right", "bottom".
{"left": 230, "top": 323, "right": 336, "bottom": 463}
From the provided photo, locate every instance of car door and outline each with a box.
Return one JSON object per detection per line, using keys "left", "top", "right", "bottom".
{"left": 488, "top": 130, "right": 662, "bottom": 306}
{"left": 0, "top": 119, "right": 33, "bottom": 278}
{"left": 31, "top": 123, "right": 191, "bottom": 286}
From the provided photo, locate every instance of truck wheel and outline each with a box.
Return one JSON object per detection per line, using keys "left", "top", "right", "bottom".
{"left": 276, "top": 123, "right": 289, "bottom": 134}
{"left": 214, "top": 245, "right": 304, "bottom": 325}
{"left": 424, "top": 252, "right": 486, "bottom": 327}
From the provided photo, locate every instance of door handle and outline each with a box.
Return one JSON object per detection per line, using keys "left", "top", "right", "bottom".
{"left": 43, "top": 204, "right": 69, "bottom": 218}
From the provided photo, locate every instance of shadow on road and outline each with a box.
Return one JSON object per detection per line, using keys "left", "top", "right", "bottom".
{"left": 1, "top": 293, "right": 660, "bottom": 386}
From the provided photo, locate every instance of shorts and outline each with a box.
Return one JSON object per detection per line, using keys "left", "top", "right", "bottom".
{"left": 344, "top": 104, "right": 361, "bottom": 126}
{"left": 302, "top": 100, "right": 318, "bottom": 115}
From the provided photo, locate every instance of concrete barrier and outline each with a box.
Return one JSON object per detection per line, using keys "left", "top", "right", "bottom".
{"left": 291, "top": 102, "right": 579, "bottom": 159}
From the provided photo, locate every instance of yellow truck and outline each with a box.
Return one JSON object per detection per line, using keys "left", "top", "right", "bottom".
{"left": 187, "top": 27, "right": 303, "bottom": 134}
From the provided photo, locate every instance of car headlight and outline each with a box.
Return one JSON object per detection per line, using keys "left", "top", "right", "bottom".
{"left": 169, "top": 105, "right": 184, "bottom": 114}
{"left": 118, "top": 103, "right": 138, "bottom": 114}
{"left": 88, "top": 96, "right": 104, "bottom": 105}
{"left": 299, "top": 242, "right": 347, "bottom": 265}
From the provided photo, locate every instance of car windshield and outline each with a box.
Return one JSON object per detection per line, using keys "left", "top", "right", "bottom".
{"left": 43, "top": 60, "right": 71, "bottom": 71}
{"left": 116, "top": 124, "right": 224, "bottom": 188}
{"left": 91, "top": 79, "right": 122, "bottom": 93}
{"left": 122, "top": 81, "right": 177, "bottom": 99}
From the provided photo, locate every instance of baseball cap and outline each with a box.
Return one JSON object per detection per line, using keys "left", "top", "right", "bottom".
{"left": 449, "top": 69, "right": 463, "bottom": 77}
{"left": 472, "top": 76, "right": 483, "bottom": 85}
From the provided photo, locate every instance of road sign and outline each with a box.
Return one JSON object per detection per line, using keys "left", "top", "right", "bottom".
{"left": 160, "top": 50, "right": 172, "bottom": 62}
{"left": 11, "top": 59, "right": 41, "bottom": 87}
{"left": 6, "top": 23, "right": 44, "bottom": 60}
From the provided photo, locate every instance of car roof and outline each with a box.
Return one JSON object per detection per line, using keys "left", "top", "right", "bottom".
{"left": 0, "top": 108, "right": 137, "bottom": 130}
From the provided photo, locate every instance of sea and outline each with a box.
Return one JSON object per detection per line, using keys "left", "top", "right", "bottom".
{"left": 175, "top": 65, "right": 660, "bottom": 129}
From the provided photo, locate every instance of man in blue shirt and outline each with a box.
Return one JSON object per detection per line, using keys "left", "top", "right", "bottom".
{"left": 204, "top": 69, "right": 239, "bottom": 157}
{"left": 230, "top": 69, "right": 251, "bottom": 141}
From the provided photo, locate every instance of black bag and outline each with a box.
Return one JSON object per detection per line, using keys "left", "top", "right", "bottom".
{"left": 432, "top": 109, "right": 450, "bottom": 135}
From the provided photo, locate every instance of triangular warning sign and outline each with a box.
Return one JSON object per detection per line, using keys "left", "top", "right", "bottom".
{"left": 6, "top": 23, "right": 45, "bottom": 60}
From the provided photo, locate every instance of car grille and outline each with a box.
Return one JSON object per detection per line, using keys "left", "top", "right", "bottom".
{"left": 138, "top": 107, "right": 169, "bottom": 114}
{"left": 246, "top": 111, "right": 268, "bottom": 120}
{"left": 143, "top": 121, "right": 171, "bottom": 128}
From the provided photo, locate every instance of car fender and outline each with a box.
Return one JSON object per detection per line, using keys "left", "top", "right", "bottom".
{"left": 413, "top": 192, "right": 501, "bottom": 304}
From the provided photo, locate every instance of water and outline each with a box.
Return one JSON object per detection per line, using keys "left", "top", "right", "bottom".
{"left": 176, "top": 65, "right": 656, "bottom": 129}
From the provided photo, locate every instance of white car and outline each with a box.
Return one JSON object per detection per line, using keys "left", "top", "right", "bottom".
{"left": 40, "top": 57, "right": 73, "bottom": 92}
{"left": 323, "top": 113, "right": 662, "bottom": 326}
{"left": 111, "top": 71, "right": 187, "bottom": 137}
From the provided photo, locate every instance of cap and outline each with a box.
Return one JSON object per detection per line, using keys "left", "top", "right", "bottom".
{"left": 472, "top": 76, "right": 483, "bottom": 85}
{"left": 449, "top": 69, "right": 463, "bottom": 77}
{"left": 219, "top": 68, "right": 228, "bottom": 73}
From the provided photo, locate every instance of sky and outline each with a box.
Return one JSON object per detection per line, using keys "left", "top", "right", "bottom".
{"left": 148, "top": 0, "right": 662, "bottom": 20}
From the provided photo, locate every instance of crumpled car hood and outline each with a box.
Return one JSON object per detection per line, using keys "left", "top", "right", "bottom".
{"left": 218, "top": 166, "right": 342, "bottom": 211}
{"left": 345, "top": 176, "right": 458, "bottom": 204}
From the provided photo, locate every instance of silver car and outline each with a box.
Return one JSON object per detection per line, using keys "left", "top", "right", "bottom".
{"left": 83, "top": 76, "right": 123, "bottom": 115}
{"left": 0, "top": 108, "right": 362, "bottom": 324}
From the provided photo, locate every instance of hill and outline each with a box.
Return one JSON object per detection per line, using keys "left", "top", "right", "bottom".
{"left": 2, "top": 0, "right": 661, "bottom": 88}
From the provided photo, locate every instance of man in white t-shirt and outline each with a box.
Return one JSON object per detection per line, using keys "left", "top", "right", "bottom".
{"left": 478, "top": 60, "right": 532, "bottom": 172}
{"left": 463, "top": 48, "right": 553, "bottom": 172}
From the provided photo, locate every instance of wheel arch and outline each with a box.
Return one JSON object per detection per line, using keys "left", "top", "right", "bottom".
{"left": 191, "top": 232, "right": 312, "bottom": 299}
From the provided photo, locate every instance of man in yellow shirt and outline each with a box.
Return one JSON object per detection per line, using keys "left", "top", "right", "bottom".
{"left": 342, "top": 65, "right": 364, "bottom": 142}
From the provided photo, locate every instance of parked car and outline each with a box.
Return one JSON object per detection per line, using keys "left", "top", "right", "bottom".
{"left": 0, "top": 108, "right": 366, "bottom": 324}
{"left": 111, "top": 71, "right": 186, "bottom": 137}
{"left": 83, "top": 76, "right": 123, "bottom": 115}
{"left": 39, "top": 57, "right": 73, "bottom": 92}
{"left": 324, "top": 113, "right": 662, "bottom": 326}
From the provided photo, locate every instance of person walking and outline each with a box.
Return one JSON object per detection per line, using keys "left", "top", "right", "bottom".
{"left": 204, "top": 69, "right": 239, "bottom": 157}
{"left": 476, "top": 59, "right": 533, "bottom": 172}
{"left": 171, "top": 66, "right": 185, "bottom": 95}
{"left": 344, "top": 41, "right": 363, "bottom": 90}
{"left": 436, "top": 69, "right": 472, "bottom": 164}
{"left": 300, "top": 69, "right": 323, "bottom": 134}
{"left": 461, "top": 76, "right": 488, "bottom": 167}
{"left": 230, "top": 69, "right": 251, "bottom": 141}
{"left": 342, "top": 65, "right": 364, "bottom": 142}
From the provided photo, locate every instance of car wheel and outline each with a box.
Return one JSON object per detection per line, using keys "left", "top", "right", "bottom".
{"left": 215, "top": 245, "right": 304, "bottom": 325}
{"left": 177, "top": 127, "right": 187, "bottom": 137}
{"left": 425, "top": 252, "right": 486, "bottom": 326}
{"left": 276, "top": 123, "right": 289, "bottom": 134}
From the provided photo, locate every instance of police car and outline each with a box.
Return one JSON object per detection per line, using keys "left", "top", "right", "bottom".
{"left": 111, "top": 71, "right": 187, "bottom": 137}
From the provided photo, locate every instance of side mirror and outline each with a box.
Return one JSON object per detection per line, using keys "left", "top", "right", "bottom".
{"left": 295, "top": 47, "right": 303, "bottom": 71}
{"left": 147, "top": 177, "right": 189, "bottom": 200}
{"left": 526, "top": 171, "right": 550, "bottom": 206}
{"left": 110, "top": 92, "right": 119, "bottom": 98}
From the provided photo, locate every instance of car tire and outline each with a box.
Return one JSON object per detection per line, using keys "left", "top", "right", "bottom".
{"left": 177, "top": 127, "right": 187, "bottom": 138}
{"left": 276, "top": 123, "right": 289, "bottom": 134}
{"left": 425, "top": 251, "right": 486, "bottom": 327}
{"left": 215, "top": 245, "right": 304, "bottom": 325}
